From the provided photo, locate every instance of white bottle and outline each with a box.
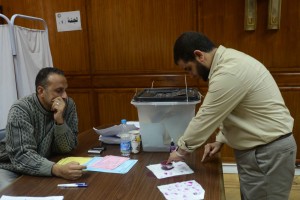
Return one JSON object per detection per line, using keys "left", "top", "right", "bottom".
{"left": 120, "top": 119, "right": 131, "bottom": 156}
{"left": 130, "top": 130, "right": 141, "bottom": 154}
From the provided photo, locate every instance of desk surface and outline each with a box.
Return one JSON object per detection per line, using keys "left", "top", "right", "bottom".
{"left": 0, "top": 128, "right": 225, "bottom": 200}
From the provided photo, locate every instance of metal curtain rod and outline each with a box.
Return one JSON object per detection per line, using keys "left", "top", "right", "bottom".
{"left": 0, "top": 13, "right": 10, "bottom": 24}
{"left": 0, "top": 14, "right": 16, "bottom": 55}
{"left": 10, "top": 14, "right": 49, "bottom": 56}
{"left": 11, "top": 14, "right": 48, "bottom": 32}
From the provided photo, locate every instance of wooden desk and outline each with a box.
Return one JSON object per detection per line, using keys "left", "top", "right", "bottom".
{"left": 0, "top": 128, "right": 225, "bottom": 200}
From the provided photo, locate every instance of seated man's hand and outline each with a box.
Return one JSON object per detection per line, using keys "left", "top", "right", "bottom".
{"left": 51, "top": 97, "right": 66, "bottom": 125}
{"left": 52, "top": 161, "right": 87, "bottom": 180}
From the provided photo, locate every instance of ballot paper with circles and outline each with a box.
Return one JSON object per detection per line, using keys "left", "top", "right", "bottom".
{"left": 146, "top": 161, "right": 194, "bottom": 179}
{"left": 157, "top": 180, "right": 205, "bottom": 200}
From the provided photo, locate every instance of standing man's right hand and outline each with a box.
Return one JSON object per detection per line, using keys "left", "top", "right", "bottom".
{"left": 201, "top": 141, "right": 223, "bottom": 162}
{"left": 52, "top": 161, "right": 87, "bottom": 180}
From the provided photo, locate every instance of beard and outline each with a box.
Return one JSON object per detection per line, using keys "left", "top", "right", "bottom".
{"left": 196, "top": 61, "right": 210, "bottom": 81}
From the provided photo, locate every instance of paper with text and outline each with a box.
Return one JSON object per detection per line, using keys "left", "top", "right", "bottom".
{"left": 90, "top": 155, "right": 129, "bottom": 170}
{"left": 85, "top": 157, "right": 137, "bottom": 174}
{"left": 57, "top": 156, "right": 137, "bottom": 174}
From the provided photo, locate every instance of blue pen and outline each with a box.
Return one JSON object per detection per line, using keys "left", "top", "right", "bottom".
{"left": 57, "top": 182, "right": 88, "bottom": 188}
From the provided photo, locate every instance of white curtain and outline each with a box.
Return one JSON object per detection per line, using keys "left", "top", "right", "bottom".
{"left": 13, "top": 25, "right": 53, "bottom": 98}
{"left": 0, "top": 25, "right": 18, "bottom": 130}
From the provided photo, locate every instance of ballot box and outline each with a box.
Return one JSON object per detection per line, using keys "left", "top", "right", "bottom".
{"left": 131, "top": 88, "right": 201, "bottom": 152}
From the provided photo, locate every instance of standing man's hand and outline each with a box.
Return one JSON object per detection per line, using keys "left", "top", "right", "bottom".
{"left": 201, "top": 141, "right": 223, "bottom": 162}
{"left": 52, "top": 161, "right": 87, "bottom": 180}
{"left": 51, "top": 97, "right": 66, "bottom": 125}
{"left": 167, "top": 147, "right": 189, "bottom": 164}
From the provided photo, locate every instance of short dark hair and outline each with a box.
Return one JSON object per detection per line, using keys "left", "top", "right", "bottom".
{"left": 35, "top": 67, "right": 65, "bottom": 92}
{"left": 173, "top": 32, "right": 216, "bottom": 64}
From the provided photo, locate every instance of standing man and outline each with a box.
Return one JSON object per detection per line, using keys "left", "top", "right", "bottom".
{"left": 0, "top": 67, "right": 86, "bottom": 191}
{"left": 167, "top": 32, "right": 297, "bottom": 200}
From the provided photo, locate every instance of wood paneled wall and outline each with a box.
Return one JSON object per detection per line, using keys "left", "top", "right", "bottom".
{"left": 1, "top": 0, "right": 299, "bottom": 162}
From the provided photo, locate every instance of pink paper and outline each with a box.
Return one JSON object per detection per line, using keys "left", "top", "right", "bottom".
{"left": 90, "top": 155, "right": 129, "bottom": 170}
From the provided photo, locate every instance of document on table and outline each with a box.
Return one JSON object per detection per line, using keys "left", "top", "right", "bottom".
{"left": 0, "top": 196, "right": 64, "bottom": 200}
{"left": 157, "top": 180, "right": 205, "bottom": 200}
{"left": 147, "top": 161, "right": 194, "bottom": 179}
{"left": 85, "top": 156, "right": 137, "bottom": 174}
{"left": 89, "top": 155, "right": 129, "bottom": 170}
{"left": 57, "top": 157, "right": 92, "bottom": 165}
{"left": 57, "top": 156, "right": 137, "bottom": 174}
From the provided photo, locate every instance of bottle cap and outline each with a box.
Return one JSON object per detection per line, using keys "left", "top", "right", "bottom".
{"left": 170, "top": 138, "right": 175, "bottom": 145}
{"left": 170, "top": 138, "right": 176, "bottom": 152}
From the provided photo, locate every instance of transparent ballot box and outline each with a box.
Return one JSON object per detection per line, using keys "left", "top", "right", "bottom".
{"left": 131, "top": 88, "right": 201, "bottom": 152}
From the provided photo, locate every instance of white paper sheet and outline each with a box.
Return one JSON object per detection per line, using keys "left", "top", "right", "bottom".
{"left": 98, "top": 135, "right": 121, "bottom": 144}
{"left": 93, "top": 122, "right": 139, "bottom": 137}
{"left": 147, "top": 161, "right": 194, "bottom": 179}
{"left": 0, "top": 196, "right": 63, "bottom": 200}
{"left": 157, "top": 180, "right": 205, "bottom": 200}
{"left": 94, "top": 121, "right": 140, "bottom": 144}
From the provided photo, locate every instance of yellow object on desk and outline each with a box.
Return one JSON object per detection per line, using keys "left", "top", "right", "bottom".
{"left": 57, "top": 157, "right": 92, "bottom": 165}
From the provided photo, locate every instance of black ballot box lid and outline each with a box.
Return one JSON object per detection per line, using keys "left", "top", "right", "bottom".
{"left": 133, "top": 88, "right": 200, "bottom": 102}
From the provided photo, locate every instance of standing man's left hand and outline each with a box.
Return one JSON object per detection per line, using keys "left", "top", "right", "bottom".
{"left": 201, "top": 141, "right": 223, "bottom": 162}
{"left": 51, "top": 97, "right": 66, "bottom": 125}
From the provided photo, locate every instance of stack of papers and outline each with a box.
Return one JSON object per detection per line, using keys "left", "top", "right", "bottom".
{"left": 89, "top": 155, "right": 129, "bottom": 170}
{"left": 93, "top": 121, "right": 139, "bottom": 144}
{"left": 57, "top": 156, "right": 137, "bottom": 174}
{"left": 147, "top": 161, "right": 194, "bottom": 179}
{"left": 86, "top": 156, "right": 137, "bottom": 174}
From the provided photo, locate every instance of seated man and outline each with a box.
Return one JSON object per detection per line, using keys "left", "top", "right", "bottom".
{"left": 0, "top": 67, "right": 86, "bottom": 191}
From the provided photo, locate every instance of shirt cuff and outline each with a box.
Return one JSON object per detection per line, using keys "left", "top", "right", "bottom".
{"left": 55, "top": 122, "right": 67, "bottom": 131}
{"left": 216, "top": 131, "right": 227, "bottom": 144}
{"left": 177, "top": 137, "right": 195, "bottom": 153}
{"left": 40, "top": 160, "right": 56, "bottom": 176}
